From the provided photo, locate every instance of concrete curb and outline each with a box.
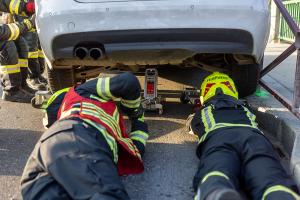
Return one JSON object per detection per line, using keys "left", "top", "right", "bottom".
{"left": 247, "top": 87, "right": 300, "bottom": 188}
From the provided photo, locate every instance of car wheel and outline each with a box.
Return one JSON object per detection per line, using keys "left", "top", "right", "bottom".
{"left": 46, "top": 63, "right": 76, "bottom": 93}
{"left": 231, "top": 59, "right": 263, "bottom": 98}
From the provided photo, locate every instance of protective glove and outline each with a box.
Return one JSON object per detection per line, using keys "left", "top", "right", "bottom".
{"left": 131, "top": 112, "right": 148, "bottom": 132}
{"left": 130, "top": 112, "right": 148, "bottom": 157}
{"left": 23, "top": 14, "right": 35, "bottom": 31}
{"left": 120, "top": 104, "right": 144, "bottom": 120}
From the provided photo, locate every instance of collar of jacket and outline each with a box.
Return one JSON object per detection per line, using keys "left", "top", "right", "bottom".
{"left": 203, "top": 94, "right": 245, "bottom": 110}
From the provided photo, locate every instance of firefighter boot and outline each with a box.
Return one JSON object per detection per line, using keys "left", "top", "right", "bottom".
{"left": 2, "top": 89, "right": 34, "bottom": 103}
{"left": 205, "top": 188, "right": 242, "bottom": 200}
{"left": 38, "top": 75, "right": 48, "bottom": 85}
{"left": 27, "top": 78, "right": 47, "bottom": 91}
{"left": 20, "top": 67, "right": 36, "bottom": 95}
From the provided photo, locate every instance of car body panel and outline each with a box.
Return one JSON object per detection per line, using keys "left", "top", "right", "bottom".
{"left": 36, "top": 0, "right": 270, "bottom": 66}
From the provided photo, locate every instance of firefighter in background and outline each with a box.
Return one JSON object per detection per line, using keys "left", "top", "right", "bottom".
{"left": 0, "top": 0, "right": 35, "bottom": 103}
{"left": 21, "top": 72, "right": 149, "bottom": 200}
{"left": 190, "top": 72, "right": 300, "bottom": 200}
{"left": 14, "top": 14, "right": 47, "bottom": 90}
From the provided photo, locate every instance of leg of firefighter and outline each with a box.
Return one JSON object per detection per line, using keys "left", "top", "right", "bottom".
{"left": 193, "top": 136, "right": 242, "bottom": 200}
{"left": 14, "top": 37, "right": 36, "bottom": 95}
{"left": 0, "top": 41, "right": 33, "bottom": 103}
{"left": 24, "top": 32, "right": 46, "bottom": 91}
{"left": 37, "top": 40, "right": 47, "bottom": 84}
{"left": 21, "top": 120, "right": 130, "bottom": 200}
{"left": 241, "top": 132, "right": 300, "bottom": 200}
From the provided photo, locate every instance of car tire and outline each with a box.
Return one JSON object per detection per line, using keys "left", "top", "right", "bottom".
{"left": 46, "top": 63, "right": 75, "bottom": 93}
{"left": 231, "top": 59, "right": 263, "bottom": 98}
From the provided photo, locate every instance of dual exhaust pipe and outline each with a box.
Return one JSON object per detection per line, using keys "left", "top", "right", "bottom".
{"left": 74, "top": 47, "right": 104, "bottom": 60}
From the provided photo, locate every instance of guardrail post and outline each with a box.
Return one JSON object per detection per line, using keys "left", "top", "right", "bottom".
{"left": 293, "top": 32, "right": 300, "bottom": 110}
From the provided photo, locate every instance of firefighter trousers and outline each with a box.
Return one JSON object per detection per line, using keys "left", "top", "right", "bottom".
{"left": 0, "top": 37, "right": 29, "bottom": 92}
{"left": 0, "top": 41, "right": 20, "bottom": 92}
{"left": 21, "top": 119, "right": 130, "bottom": 200}
{"left": 193, "top": 128, "right": 299, "bottom": 200}
{"left": 24, "top": 31, "right": 41, "bottom": 79}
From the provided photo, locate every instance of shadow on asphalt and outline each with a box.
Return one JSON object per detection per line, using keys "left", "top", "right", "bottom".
{"left": 0, "top": 129, "right": 42, "bottom": 176}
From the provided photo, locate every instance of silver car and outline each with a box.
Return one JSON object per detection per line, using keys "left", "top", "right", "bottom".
{"left": 36, "top": 0, "right": 270, "bottom": 97}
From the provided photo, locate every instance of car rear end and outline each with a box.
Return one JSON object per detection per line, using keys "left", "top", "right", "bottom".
{"left": 36, "top": 0, "right": 270, "bottom": 67}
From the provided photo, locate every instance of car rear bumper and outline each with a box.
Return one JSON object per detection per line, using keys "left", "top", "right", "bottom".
{"left": 36, "top": 0, "right": 270, "bottom": 63}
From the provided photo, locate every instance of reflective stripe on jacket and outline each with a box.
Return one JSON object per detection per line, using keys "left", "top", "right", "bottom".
{"left": 191, "top": 95, "right": 260, "bottom": 145}
{"left": 57, "top": 87, "right": 144, "bottom": 176}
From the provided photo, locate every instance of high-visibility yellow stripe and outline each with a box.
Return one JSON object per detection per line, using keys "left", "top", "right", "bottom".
{"left": 60, "top": 101, "right": 142, "bottom": 161}
{"left": 119, "top": 137, "right": 141, "bottom": 159}
{"left": 244, "top": 107, "right": 258, "bottom": 128}
{"left": 201, "top": 171, "right": 229, "bottom": 184}
{"left": 82, "top": 102, "right": 120, "bottom": 131}
{"left": 9, "top": 0, "right": 21, "bottom": 14}
{"left": 198, "top": 105, "right": 259, "bottom": 144}
{"left": 90, "top": 94, "right": 108, "bottom": 102}
{"left": 0, "top": 68, "right": 20, "bottom": 74}
{"left": 113, "top": 108, "right": 119, "bottom": 121}
{"left": 200, "top": 106, "right": 214, "bottom": 143}
{"left": 7, "top": 23, "right": 20, "bottom": 41}
{"left": 18, "top": 59, "right": 28, "bottom": 68}
{"left": 201, "top": 107, "right": 210, "bottom": 133}
{"left": 121, "top": 97, "right": 141, "bottom": 109}
{"left": 262, "top": 185, "right": 300, "bottom": 200}
{"left": 81, "top": 105, "right": 122, "bottom": 137}
{"left": 0, "top": 64, "right": 20, "bottom": 74}
{"left": 38, "top": 50, "right": 45, "bottom": 58}
{"left": 83, "top": 118, "right": 119, "bottom": 163}
{"left": 23, "top": 19, "right": 33, "bottom": 31}
{"left": 28, "top": 51, "right": 39, "bottom": 59}
{"left": 130, "top": 130, "right": 149, "bottom": 146}
{"left": 96, "top": 77, "right": 117, "bottom": 100}
{"left": 46, "top": 88, "right": 70, "bottom": 109}
{"left": 213, "top": 123, "right": 258, "bottom": 130}
{"left": 81, "top": 109, "right": 118, "bottom": 133}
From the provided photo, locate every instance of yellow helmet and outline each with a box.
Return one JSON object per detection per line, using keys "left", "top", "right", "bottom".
{"left": 200, "top": 72, "right": 238, "bottom": 103}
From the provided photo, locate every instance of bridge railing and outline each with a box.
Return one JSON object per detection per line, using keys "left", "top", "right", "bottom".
{"left": 260, "top": 0, "right": 300, "bottom": 118}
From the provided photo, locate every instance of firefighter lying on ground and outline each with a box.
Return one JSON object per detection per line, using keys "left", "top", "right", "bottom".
{"left": 0, "top": 0, "right": 36, "bottom": 103}
{"left": 190, "top": 72, "right": 300, "bottom": 200}
{"left": 21, "top": 72, "right": 149, "bottom": 200}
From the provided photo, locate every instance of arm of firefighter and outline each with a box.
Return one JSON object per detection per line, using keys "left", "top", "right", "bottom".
{"left": 129, "top": 115, "right": 149, "bottom": 157}
{"left": 0, "top": 17, "right": 34, "bottom": 41}
{"left": 1, "top": 0, "right": 35, "bottom": 16}
{"left": 76, "top": 72, "right": 141, "bottom": 108}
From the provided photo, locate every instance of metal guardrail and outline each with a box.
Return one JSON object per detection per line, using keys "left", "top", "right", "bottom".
{"left": 260, "top": 0, "right": 300, "bottom": 118}
{"left": 278, "top": 0, "right": 300, "bottom": 42}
